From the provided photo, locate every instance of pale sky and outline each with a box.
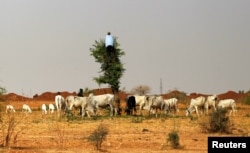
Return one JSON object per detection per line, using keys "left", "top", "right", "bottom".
{"left": 1, "top": 0, "right": 250, "bottom": 97}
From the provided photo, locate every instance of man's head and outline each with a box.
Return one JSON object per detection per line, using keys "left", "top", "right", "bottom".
{"left": 107, "top": 32, "right": 111, "bottom": 35}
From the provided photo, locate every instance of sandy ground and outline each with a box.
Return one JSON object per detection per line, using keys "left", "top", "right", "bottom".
{"left": 0, "top": 101, "right": 250, "bottom": 153}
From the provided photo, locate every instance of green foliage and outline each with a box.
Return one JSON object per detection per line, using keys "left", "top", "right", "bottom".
{"left": 210, "top": 108, "right": 231, "bottom": 133}
{"left": 200, "top": 108, "right": 231, "bottom": 133}
{"left": 242, "top": 90, "right": 250, "bottom": 105}
{"left": 0, "top": 86, "right": 6, "bottom": 101}
{"left": 167, "top": 130, "right": 180, "bottom": 149}
{"left": 0, "top": 87, "right": 6, "bottom": 95}
{"left": 243, "top": 91, "right": 250, "bottom": 105}
{"left": 244, "top": 97, "right": 250, "bottom": 105}
{"left": 162, "top": 119, "right": 182, "bottom": 150}
{"left": 87, "top": 123, "right": 109, "bottom": 150}
{"left": 90, "top": 38, "right": 125, "bottom": 93}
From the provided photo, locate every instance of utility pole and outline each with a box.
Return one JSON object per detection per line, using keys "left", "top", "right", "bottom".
{"left": 160, "top": 78, "right": 163, "bottom": 95}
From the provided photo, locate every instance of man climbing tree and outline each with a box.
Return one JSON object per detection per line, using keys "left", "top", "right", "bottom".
{"left": 105, "top": 32, "right": 114, "bottom": 58}
{"left": 90, "top": 33, "right": 125, "bottom": 115}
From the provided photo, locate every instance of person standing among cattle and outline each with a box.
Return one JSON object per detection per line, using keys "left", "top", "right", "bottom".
{"left": 105, "top": 32, "right": 114, "bottom": 58}
{"left": 77, "top": 88, "right": 84, "bottom": 97}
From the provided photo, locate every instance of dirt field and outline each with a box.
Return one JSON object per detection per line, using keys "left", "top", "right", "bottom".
{"left": 0, "top": 100, "right": 250, "bottom": 153}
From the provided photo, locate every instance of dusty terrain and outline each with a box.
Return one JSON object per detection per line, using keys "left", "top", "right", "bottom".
{"left": 0, "top": 90, "right": 250, "bottom": 153}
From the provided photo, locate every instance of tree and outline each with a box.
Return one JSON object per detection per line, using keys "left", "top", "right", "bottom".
{"left": 90, "top": 37, "right": 125, "bottom": 114}
{"left": 130, "top": 85, "right": 151, "bottom": 95}
{"left": 0, "top": 86, "right": 6, "bottom": 95}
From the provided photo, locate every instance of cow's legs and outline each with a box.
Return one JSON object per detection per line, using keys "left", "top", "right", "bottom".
{"left": 194, "top": 106, "right": 199, "bottom": 117}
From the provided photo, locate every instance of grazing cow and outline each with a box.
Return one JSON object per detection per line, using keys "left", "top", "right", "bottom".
{"left": 134, "top": 95, "right": 147, "bottom": 114}
{"left": 6, "top": 105, "right": 16, "bottom": 113}
{"left": 55, "top": 95, "right": 65, "bottom": 112}
{"left": 217, "top": 99, "right": 237, "bottom": 116}
{"left": 88, "top": 93, "right": 117, "bottom": 116}
{"left": 49, "top": 103, "right": 55, "bottom": 113}
{"left": 144, "top": 95, "right": 165, "bottom": 117}
{"left": 186, "top": 96, "right": 206, "bottom": 117}
{"left": 65, "top": 95, "right": 96, "bottom": 118}
{"left": 22, "top": 104, "right": 32, "bottom": 113}
{"left": 125, "top": 95, "right": 136, "bottom": 115}
{"left": 164, "top": 98, "right": 179, "bottom": 115}
{"left": 41, "top": 104, "right": 47, "bottom": 114}
{"left": 205, "top": 95, "right": 218, "bottom": 113}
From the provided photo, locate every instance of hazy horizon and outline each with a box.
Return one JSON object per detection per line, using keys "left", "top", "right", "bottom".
{"left": 1, "top": 0, "right": 250, "bottom": 97}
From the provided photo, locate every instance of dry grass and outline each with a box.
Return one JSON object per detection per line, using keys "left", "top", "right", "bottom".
{"left": 0, "top": 100, "right": 249, "bottom": 153}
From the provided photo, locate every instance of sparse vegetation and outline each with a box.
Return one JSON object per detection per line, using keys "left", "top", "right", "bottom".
{"left": 0, "top": 90, "right": 250, "bottom": 152}
{"left": 162, "top": 118, "right": 182, "bottom": 150}
{"left": 242, "top": 90, "right": 250, "bottom": 105}
{"left": 0, "top": 86, "right": 6, "bottom": 101}
{"left": 0, "top": 86, "right": 6, "bottom": 96}
{"left": 166, "top": 90, "right": 187, "bottom": 102}
{"left": 244, "top": 96, "right": 250, "bottom": 105}
{"left": 200, "top": 108, "right": 232, "bottom": 133}
{"left": 167, "top": 130, "right": 180, "bottom": 149}
{"left": 49, "top": 121, "right": 66, "bottom": 148}
{"left": 130, "top": 85, "right": 151, "bottom": 95}
{"left": 0, "top": 113, "right": 27, "bottom": 147}
{"left": 131, "top": 116, "right": 143, "bottom": 123}
{"left": 87, "top": 122, "right": 109, "bottom": 150}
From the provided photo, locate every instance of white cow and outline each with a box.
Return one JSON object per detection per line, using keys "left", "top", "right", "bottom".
{"left": 88, "top": 93, "right": 116, "bottom": 116}
{"left": 22, "top": 104, "right": 32, "bottom": 113}
{"left": 49, "top": 103, "right": 55, "bottom": 113}
{"left": 41, "top": 104, "right": 47, "bottom": 114}
{"left": 6, "top": 105, "right": 16, "bottom": 113}
{"left": 134, "top": 95, "right": 147, "bottom": 114}
{"left": 65, "top": 95, "right": 96, "bottom": 118}
{"left": 55, "top": 95, "right": 65, "bottom": 112}
{"left": 144, "top": 95, "right": 165, "bottom": 117}
{"left": 217, "top": 99, "right": 237, "bottom": 116}
{"left": 205, "top": 95, "right": 218, "bottom": 113}
{"left": 186, "top": 96, "right": 206, "bottom": 117}
{"left": 164, "top": 98, "right": 179, "bottom": 115}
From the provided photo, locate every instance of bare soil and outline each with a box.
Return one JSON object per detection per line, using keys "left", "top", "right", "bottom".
{"left": 1, "top": 99, "right": 250, "bottom": 153}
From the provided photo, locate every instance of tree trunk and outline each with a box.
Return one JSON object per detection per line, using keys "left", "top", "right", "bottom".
{"left": 112, "top": 89, "right": 121, "bottom": 115}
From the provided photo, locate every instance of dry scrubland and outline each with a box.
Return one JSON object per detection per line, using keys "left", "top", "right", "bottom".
{"left": 0, "top": 100, "right": 250, "bottom": 153}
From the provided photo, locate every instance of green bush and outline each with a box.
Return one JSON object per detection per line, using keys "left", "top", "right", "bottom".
{"left": 167, "top": 130, "right": 180, "bottom": 149}
{"left": 200, "top": 108, "right": 232, "bottom": 133}
{"left": 244, "top": 96, "right": 250, "bottom": 105}
{"left": 209, "top": 108, "right": 231, "bottom": 133}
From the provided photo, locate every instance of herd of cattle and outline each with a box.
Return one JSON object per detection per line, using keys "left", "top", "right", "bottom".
{"left": 5, "top": 93, "right": 237, "bottom": 117}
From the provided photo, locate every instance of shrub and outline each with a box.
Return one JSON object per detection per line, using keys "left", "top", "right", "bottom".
{"left": 210, "top": 108, "right": 231, "bottom": 133}
{"left": 167, "top": 130, "right": 180, "bottom": 149}
{"left": 244, "top": 96, "right": 250, "bottom": 105}
{"left": 49, "top": 121, "right": 65, "bottom": 148}
{"left": 200, "top": 108, "right": 231, "bottom": 133}
{"left": 0, "top": 113, "right": 27, "bottom": 147}
{"left": 87, "top": 123, "right": 109, "bottom": 150}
